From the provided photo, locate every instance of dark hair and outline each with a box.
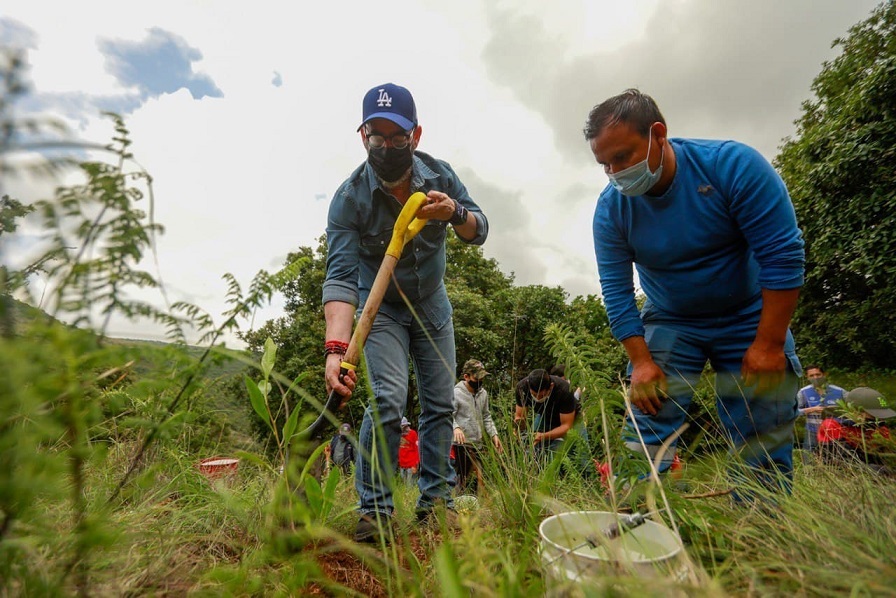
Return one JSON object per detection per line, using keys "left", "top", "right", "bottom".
{"left": 583, "top": 88, "right": 666, "bottom": 141}
{"left": 527, "top": 369, "right": 552, "bottom": 392}
{"left": 549, "top": 364, "right": 566, "bottom": 378}
{"left": 805, "top": 365, "right": 824, "bottom": 374}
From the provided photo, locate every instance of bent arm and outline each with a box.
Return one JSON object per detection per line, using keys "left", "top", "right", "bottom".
{"left": 621, "top": 335, "right": 667, "bottom": 416}
{"left": 513, "top": 405, "right": 527, "bottom": 438}
{"left": 754, "top": 288, "right": 800, "bottom": 349}
{"left": 539, "top": 411, "right": 575, "bottom": 442}
{"left": 742, "top": 288, "right": 800, "bottom": 389}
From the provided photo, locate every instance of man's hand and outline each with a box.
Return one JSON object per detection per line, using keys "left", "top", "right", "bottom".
{"left": 533, "top": 432, "right": 545, "bottom": 444}
{"left": 416, "top": 190, "right": 457, "bottom": 222}
{"left": 621, "top": 336, "right": 666, "bottom": 416}
{"left": 325, "top": 353, "right": 357, "bottom": 409}
{"left": 492, "top": 435, "right": 503, "bottom": 453}
{"left": 743, "top": 288, "right": 799, "bottom": 394}
{"left": 453, "top": 427, "right": 466, "bottom": 444}
{"left": 324, "top": 301, "right": 357, "bottom": 408}
{"left": 741, "top": 340, "right": 786, "bottom": 395}
{"left": 803, "top": 406, "right": 826, "bottom": 414}
{"left": 629, "top": 359, "right": 668, "bottom": 416}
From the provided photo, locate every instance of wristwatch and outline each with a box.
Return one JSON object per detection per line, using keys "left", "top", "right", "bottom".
{"left": 449, "top": 199, "right": 468, "bottom": 226}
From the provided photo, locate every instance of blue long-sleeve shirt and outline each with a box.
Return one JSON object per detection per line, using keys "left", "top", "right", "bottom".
{"left": 593, "top": 138, "right": 805, "bottom": 341}
{"left": 323, "top": 152, "right": 487, "bottom": 319}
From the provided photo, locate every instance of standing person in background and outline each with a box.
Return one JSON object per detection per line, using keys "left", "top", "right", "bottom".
{"left": 514, "top": 369, "right": 577, "bottom": 462}
{"left": 796, "top": 365, "right": 846, "bottom": 456}
{"left": 398, "top": 417, "right": 420, "bottom": 485}
{"left": 323, "top": 83, "right": 489, "bottom": 542}
{"left": 452, "top": 359, "right": 503, "bottom": 494}
{"left": 585, "top": 89, "right": 804, "bottom": 495}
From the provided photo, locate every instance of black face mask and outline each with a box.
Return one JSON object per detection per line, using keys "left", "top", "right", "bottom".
{"left": 468, "top": 379, "right": 482, "bottom": 392}
{"left": 367, "top": 146, "right": 413, "bottom": 183}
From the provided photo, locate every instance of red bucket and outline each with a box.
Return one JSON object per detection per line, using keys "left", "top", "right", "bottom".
{"left": 198, "top": 457, "right": 239, "bottom": 480}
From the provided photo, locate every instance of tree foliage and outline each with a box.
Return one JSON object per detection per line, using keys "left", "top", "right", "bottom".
{"left": 775, "top": 0, "right": 896, "bottom": 369}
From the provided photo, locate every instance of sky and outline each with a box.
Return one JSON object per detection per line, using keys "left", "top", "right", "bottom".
{"left": 0, "top": 0, "right": 883, "bottom": 347}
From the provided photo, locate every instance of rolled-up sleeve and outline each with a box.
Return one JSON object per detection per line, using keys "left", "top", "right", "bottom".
{"left": 322, "top": 190, "right": 360, "bottom": 307}
{"left": 446, "top": 167, "right": 488, "bottom": 246}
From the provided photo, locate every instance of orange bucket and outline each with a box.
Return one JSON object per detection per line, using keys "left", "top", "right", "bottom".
{"left": 198, "top": 457, "right": 239, "bottom": 480}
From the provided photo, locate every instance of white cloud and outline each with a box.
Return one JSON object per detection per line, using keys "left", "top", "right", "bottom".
{"left": 1, "top": 0, "right": 883, "bottom": 347}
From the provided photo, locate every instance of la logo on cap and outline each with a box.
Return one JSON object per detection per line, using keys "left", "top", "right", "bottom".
{"left": 376, "top": 88, "right": 392, "bottom": 107}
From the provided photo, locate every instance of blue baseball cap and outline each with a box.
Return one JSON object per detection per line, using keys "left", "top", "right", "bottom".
{"left": 358, "top": 83, "right": 417, "bottom": 132}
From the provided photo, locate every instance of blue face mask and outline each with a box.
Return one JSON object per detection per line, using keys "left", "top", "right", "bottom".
{"left": 607, "top": 127, "right": 664, "bottom": 197}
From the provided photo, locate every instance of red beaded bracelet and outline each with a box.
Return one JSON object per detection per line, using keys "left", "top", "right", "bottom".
{"left": 324, "top": 340, "right": 349, "bottom": 356}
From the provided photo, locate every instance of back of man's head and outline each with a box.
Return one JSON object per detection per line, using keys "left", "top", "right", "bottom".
{"left": 527, "top": 369, "right": 552, "bottom": 393}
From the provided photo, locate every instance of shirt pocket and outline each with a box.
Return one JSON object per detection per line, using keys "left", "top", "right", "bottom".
{"left": 415, "top": 219, "right": 448, "bottom": 251}
{"left": 359, "top": 228, "right": 391, "bottom": 260}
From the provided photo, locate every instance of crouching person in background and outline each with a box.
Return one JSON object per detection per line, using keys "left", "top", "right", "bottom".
{"left": 514, "top": 369, "right": 577, "bottom": 465}
{"left": 817, "top": 387, "right": 895, "bottom": 475}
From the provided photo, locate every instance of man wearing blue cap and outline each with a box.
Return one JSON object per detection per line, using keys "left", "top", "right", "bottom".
{"left": 323, "top": 83, "right": 489, "bottom": 542}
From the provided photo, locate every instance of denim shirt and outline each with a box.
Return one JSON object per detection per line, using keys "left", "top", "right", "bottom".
{"left": 323, "top": 151, "right": 488, "bottom": 324}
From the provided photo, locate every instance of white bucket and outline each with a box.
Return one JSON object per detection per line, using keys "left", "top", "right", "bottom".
{"left": 539, "top": 511, "right": 687, "bottom": 585}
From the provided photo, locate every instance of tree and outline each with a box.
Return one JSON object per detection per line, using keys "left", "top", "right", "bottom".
{"left": 566, "top": 294, "right": 627, "bottom": 381}
{"left": 775, "top": 1, "right": 896, "bottom": 369}
{"left": 445, "top": 233, "right": 515, "bottom": 383}
{"left": 502, "top": 284, "right": 569, "bottom": 381}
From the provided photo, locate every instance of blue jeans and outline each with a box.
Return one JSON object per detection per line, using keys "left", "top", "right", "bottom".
{"left": 625, "top": 305, "right": 801, "bottom": 488}
{"left": 534, "top": 438, "right": 564, "bottom": 464}
{"left": 803, "top": 423, "right": 820, "bottom": 452}
{"left": 355, "top": 306, "right": 456, "bottom": 516}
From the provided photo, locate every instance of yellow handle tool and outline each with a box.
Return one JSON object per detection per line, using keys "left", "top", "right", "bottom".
{"left": 303, "top": 192, "right": 429, "bottom": 437}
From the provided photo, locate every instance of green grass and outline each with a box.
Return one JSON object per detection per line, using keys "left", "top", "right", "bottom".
{"left": 4, "top": 427, "right": 895, "bottom": 596}
{"left": 3, "top": 312, "right": 894, "bottom": 596}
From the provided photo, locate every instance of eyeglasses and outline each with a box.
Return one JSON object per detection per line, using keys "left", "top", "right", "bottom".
{"left": 365, "top": 128, "right": 415, "bottom": 150}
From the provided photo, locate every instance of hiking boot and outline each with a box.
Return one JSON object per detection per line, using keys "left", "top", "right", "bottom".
{"left": 354, "top": 512, "right": 393, "bottom": 544}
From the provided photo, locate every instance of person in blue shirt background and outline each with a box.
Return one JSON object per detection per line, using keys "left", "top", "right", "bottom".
{"left": 584, "top": 88, "right": 805, "bottom": 495}
{"left": 796, "top": 365, "right": 847, "bottom": 455}
{"left": 323, "top": 83, "right": 488, "bottom": 543}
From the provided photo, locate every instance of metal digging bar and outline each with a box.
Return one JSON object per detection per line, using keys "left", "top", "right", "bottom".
{"left": 299, "top": 191, "right": 429, "bottom": 439}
